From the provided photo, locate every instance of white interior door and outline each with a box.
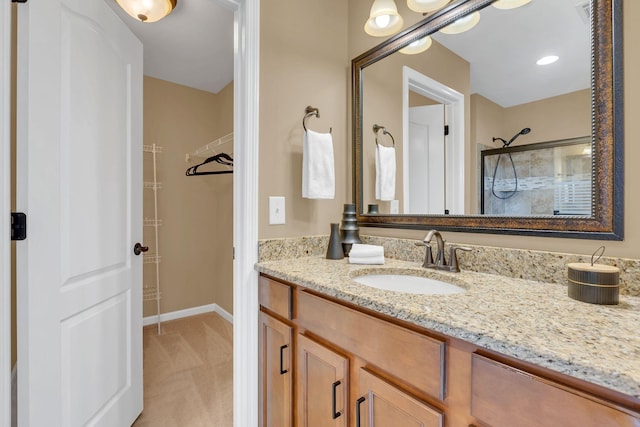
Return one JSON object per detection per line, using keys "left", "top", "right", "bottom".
{"left": 16, "top": 0, "right": 143, "bottom": 426}
{"left": 406, "top": 105, "right": 445, "bottom": 214}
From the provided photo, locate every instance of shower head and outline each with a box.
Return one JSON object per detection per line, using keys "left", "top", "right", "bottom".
{"left": 506, "top": 127, "right": 531, "bottom": 146}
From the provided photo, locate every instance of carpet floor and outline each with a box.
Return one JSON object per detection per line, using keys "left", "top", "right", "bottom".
{"left": 132, "top": 312, "right": 233, "bottom": 427}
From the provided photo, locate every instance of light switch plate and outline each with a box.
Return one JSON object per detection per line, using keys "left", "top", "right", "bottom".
{"left": 269, "top": 196, "right": 286, "bottom": 225}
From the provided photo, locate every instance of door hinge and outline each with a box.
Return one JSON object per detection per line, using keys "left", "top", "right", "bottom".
{"left": 444, "top": 125, "right": 450, "bottom": 136}
{"left": 11, "top": 212, "right": 27, "bottom": 241}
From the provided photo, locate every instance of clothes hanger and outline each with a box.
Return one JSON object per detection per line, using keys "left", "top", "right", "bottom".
{"left": 185, "top": 153, "right": 234, "bottom": 176}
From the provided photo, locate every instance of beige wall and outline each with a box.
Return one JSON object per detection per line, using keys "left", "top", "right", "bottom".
{"left": 143, "top": 77, "right": 233, "bottom": 316}
{"left": 259, "top": 0, "right": 640, "bottom": 260}
{"left": 471, "top": 90, "right": 592, "bottom": 150}
{"left": 258, "top": 0, "right": 349, "bottom": 238}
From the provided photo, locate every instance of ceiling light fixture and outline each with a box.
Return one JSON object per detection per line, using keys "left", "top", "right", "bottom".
{"left": 364, "top": 0, "right": 404, "bottom": 37}
{"left": 399, "top": 36, "right": 433, "bottom": 54}
{"left": 407, "top": 0, "right": 451, "bottom": 14}
{"left": 439, "top": 11, "right": 480, "bottom": 34}
{"left": 114, "top": 0, "right": 177, "bottom": 23}
{"left": 492, "top": 0, "right": 532, "bottom": 10}
{"left": 537, "top": 55, "right": 559, "bottom": 65}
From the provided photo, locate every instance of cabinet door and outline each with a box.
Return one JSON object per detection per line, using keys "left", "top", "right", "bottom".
{"left": 297, "top": 334, "right": 349, "bottom": 427}
{"left": 259, "top": 312, "right": 292, "bottom": 427}
{"left": 356, "top": 369, "right": 443, "bottom": 427}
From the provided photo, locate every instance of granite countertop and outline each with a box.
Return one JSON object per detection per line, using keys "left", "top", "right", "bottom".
{"left": 256, "top": 256, "right": 640, "bottom": 400}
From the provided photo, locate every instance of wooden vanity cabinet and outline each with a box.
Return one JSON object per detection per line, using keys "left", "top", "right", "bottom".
{"left": 258, "top": 273, "right": 640, "bottom": 427}
{"left": 296, "top": 289, "right": 446, "bottom": 426}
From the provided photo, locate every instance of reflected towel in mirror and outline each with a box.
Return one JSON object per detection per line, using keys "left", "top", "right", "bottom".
{"left": 376, "top": 144, "right": 396, "bottom": 201}
{"left": 303, "top": 129, "right": 335, "bottom": 199}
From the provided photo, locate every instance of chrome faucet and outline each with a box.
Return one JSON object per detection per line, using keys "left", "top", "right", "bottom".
{"left": 415, "top": 230, "right": 471, "bottom": 272}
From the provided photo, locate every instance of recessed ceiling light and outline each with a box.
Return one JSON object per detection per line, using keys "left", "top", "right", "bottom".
{"left": 537, "top": 55, "right": 559, "bottom": 66}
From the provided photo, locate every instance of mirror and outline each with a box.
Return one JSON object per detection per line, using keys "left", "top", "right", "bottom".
{"left": 353, "top": 0, "right": 623, "bottom": 239}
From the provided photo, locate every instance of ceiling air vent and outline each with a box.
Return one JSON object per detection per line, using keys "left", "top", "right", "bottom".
{"left": 575, "top": 0, "right": 591, "bottom": 25}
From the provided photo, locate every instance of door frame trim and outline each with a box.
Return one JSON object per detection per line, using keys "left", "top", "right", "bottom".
{"left": 1, "top": 1, "right": 11, "bottom": 425}
{"left": 402, "top": 65, "right": 465, "bottom": 214}
{"left": 223, "top": 0, "right": 260, "bottom": 425}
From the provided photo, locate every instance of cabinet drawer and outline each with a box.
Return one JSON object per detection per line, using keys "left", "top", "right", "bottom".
{"left": 259, "top": 275, "right": 292, "bottom": 319}
{"left": 471, "top": 354, "right": 640, "bottom": 427}
{"left": 298, "top": 291, "right": 445, "bottom": 400}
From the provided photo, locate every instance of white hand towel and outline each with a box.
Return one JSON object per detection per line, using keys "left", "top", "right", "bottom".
{"left": 348, "top": 244, "right": 384, "bottom": 259}
{"left": 348, "top": 255, "right": 385, "bottom": 265}
{"left": 375, "top": 144, "right": 396, "bottom": 201}
{"left": 302, "top": 129, "right": 335, "bottom": 199}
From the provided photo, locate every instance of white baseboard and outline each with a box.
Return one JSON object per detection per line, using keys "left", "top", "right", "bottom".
{"left": 212, "top": 304, "right": 234, "bottom": 324}
{"left": 143, "top": 303, "right": 233, "bottom": 326}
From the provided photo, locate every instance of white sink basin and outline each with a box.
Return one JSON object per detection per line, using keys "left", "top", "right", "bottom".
{"left": 353, "top": 274, "right": 466, "bottom": 295}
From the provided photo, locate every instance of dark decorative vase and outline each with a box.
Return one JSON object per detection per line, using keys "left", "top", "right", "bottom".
{"left": 326, "top": 223, "right": 344, "bottom": 260}
{"left": 367, "top": 204, "right": 379, "bottom": 214}
{"left": 340, "top": 203, "right": 361, "bottom": 256}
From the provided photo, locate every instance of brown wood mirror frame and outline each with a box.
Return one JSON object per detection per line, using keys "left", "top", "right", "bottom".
{"left": 352, "top": 0, "right": 623, "bottom": 239}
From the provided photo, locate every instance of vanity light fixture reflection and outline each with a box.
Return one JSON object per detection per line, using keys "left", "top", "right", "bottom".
{"left": 439, "top": 11, "right": 480, "bottom": 34}
{"left": 492, "top": 0, "right": 532, "bottom": 10}
{"left": 365, "top": 0, "right": 405, "bottom": 37}
{"left": 407, "top": 0, "right": 451, "bottom": 13}
{"left": 399, "top": 36, "right": 433, "bottom": 54}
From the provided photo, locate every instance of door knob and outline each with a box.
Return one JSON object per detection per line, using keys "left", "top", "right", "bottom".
{"left": 133, "top": 243, "right": 149, "bottom": 256}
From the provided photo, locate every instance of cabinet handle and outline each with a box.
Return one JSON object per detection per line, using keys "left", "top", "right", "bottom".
{"left": 331, "top": 380, "right": 342, "bottom": 419}
{"left": 356, "top": 396, "right": 366, "bottom": 427}
{"left": 279, "top": 344, "right": 288, "bottom": 375}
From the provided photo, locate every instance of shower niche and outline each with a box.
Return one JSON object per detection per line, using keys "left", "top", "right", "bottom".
{"left": 480, "top": 136, "right": 592, "bottom": 216}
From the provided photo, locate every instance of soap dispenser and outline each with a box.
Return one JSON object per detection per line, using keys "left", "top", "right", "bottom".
{"left": 340, "top": 203, "right": 361, "bottom": 256}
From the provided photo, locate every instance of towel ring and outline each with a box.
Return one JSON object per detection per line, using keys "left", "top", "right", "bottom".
{"left": 303, "top": 106, "right": 332, "bottom": 133}
{"left": 373, "top": 124, "right": 395, "bottom": 147}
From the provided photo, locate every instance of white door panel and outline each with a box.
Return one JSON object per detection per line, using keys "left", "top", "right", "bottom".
{"left": 407, "top": 105, "right": 445, "bottom": 214}
{"left": 17, "top": 0, "right": 142, "bottom": 425}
